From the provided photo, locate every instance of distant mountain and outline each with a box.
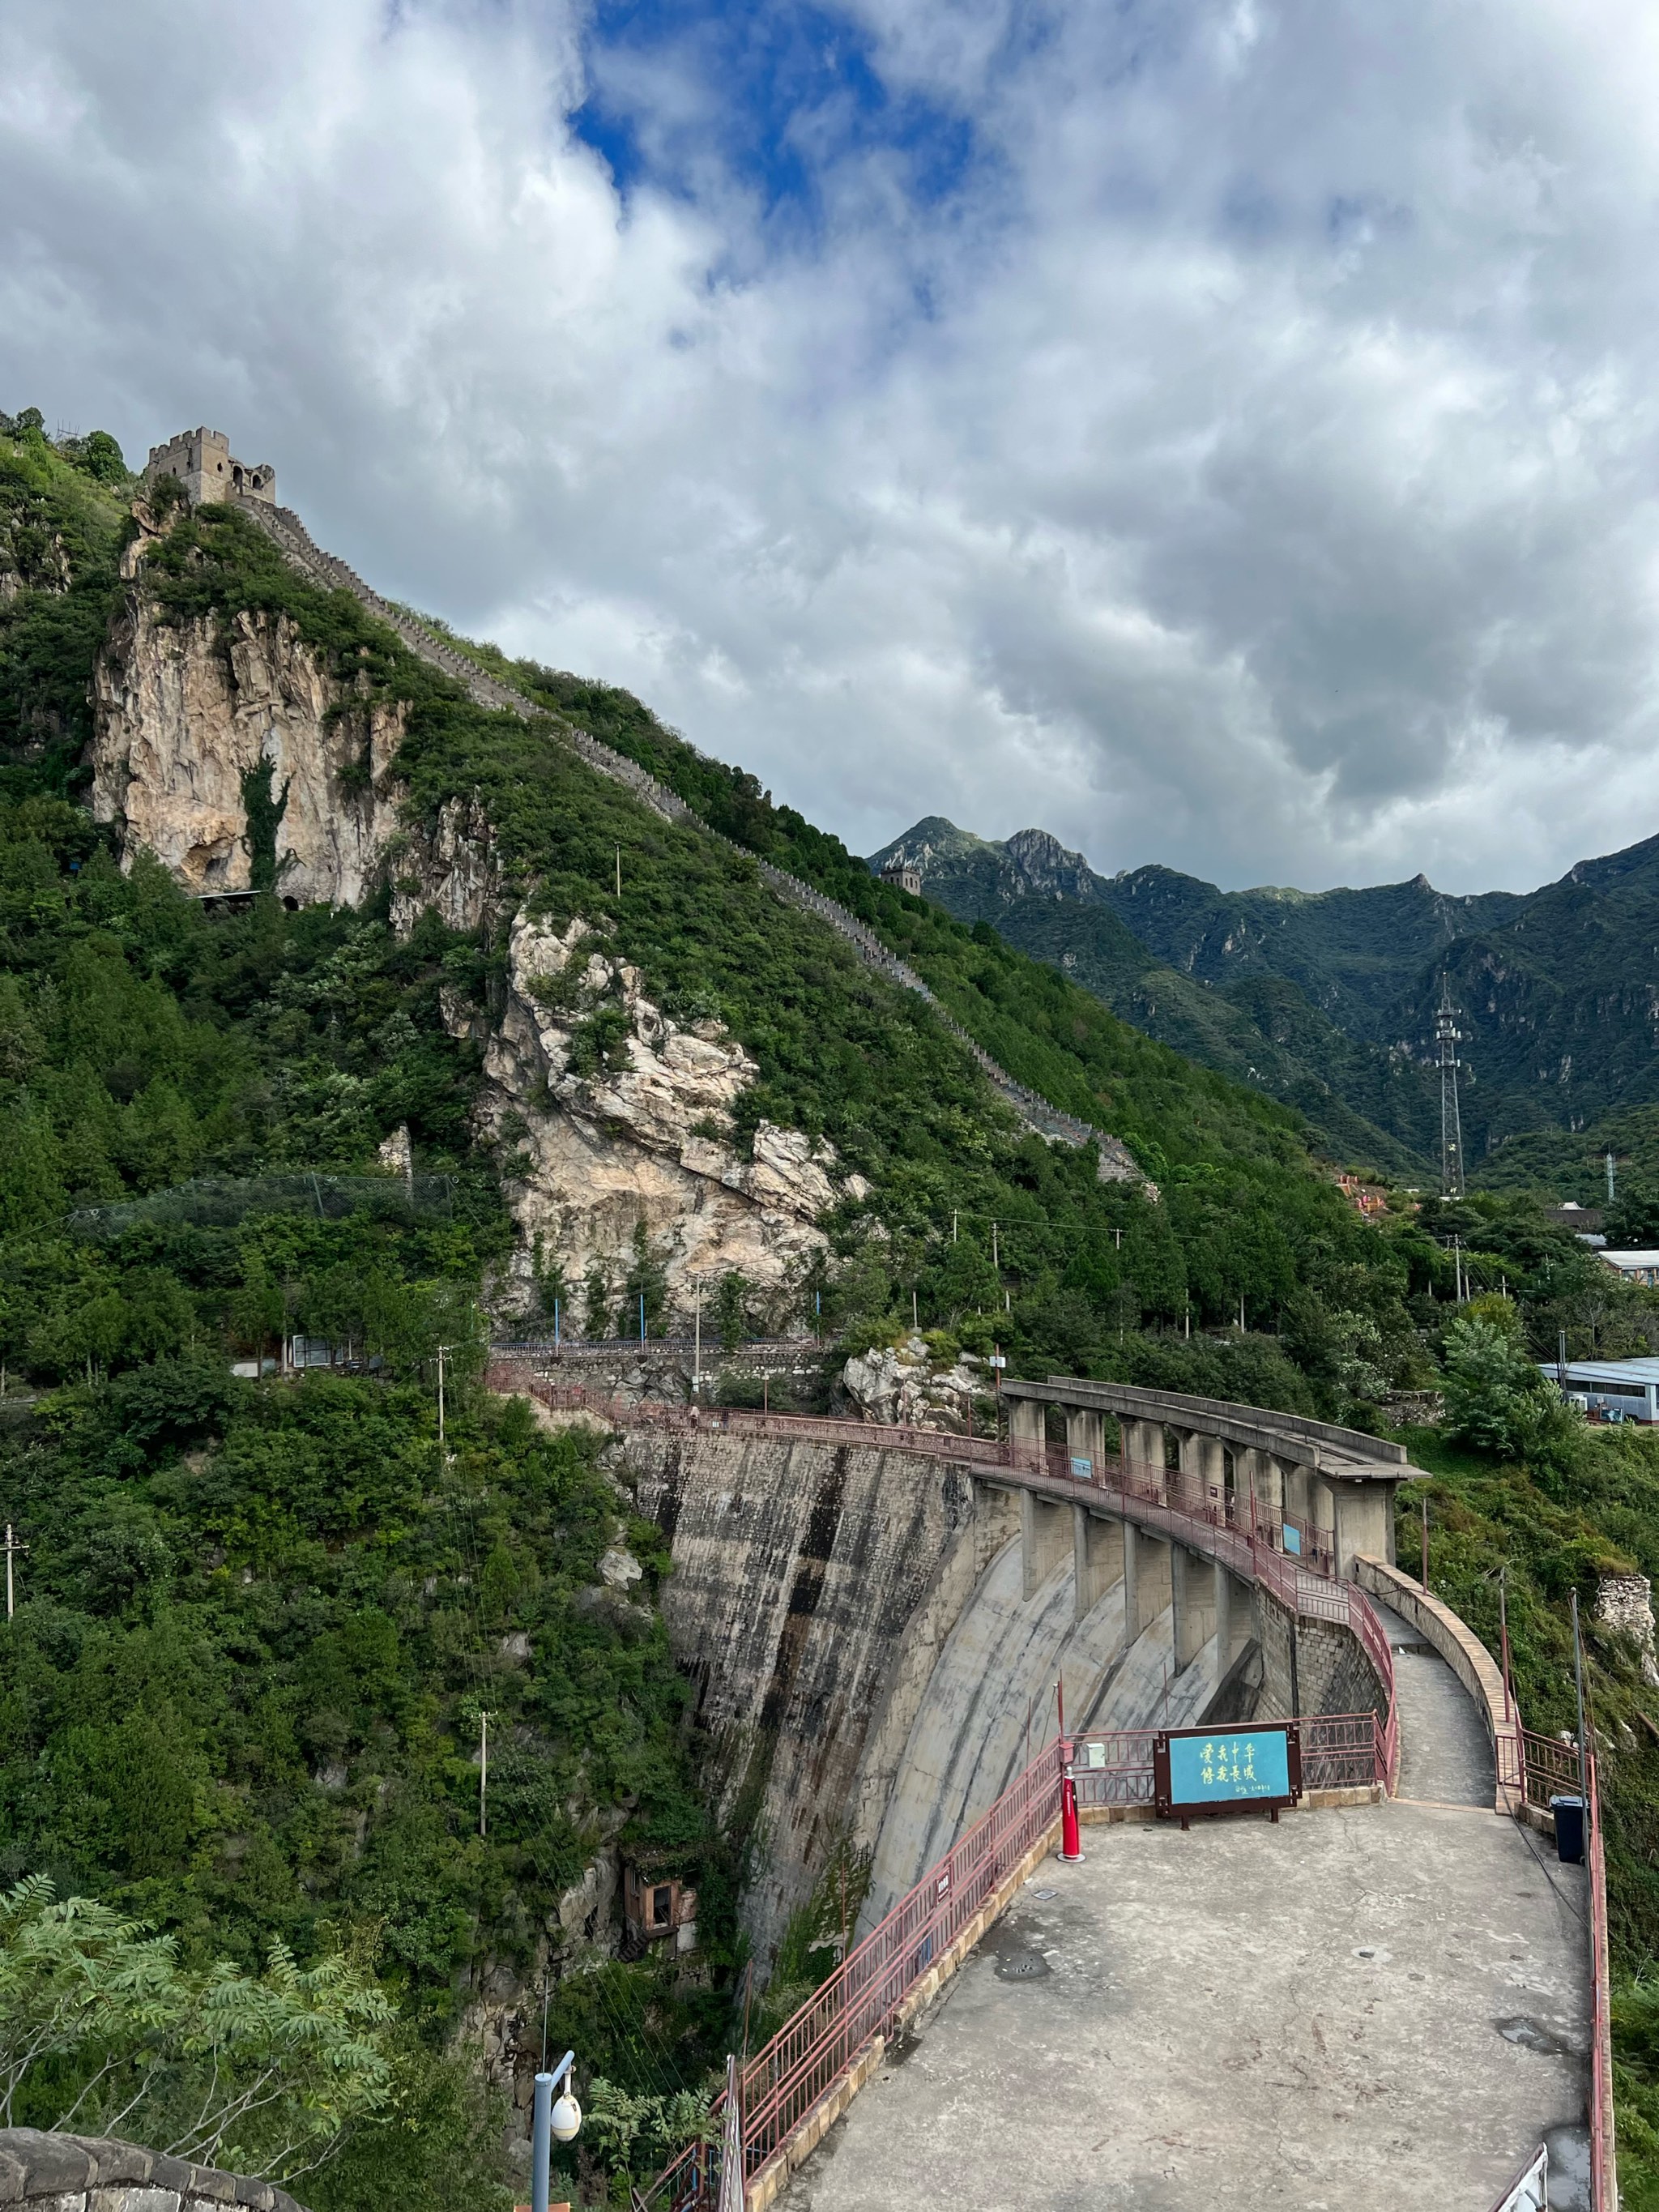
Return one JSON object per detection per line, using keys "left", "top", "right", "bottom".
{"left": 870, "top": 821, "right": 1440, "bottom": 1175}
{"left": 868, "top": 819, "right": 1659, "bottom": 1190}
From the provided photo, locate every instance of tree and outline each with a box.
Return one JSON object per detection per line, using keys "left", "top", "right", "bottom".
{"left": 582, "top": 1262, "right": 611, "bottom": 1341}
{"left": 1606, "top": 1183, "right": 1659, "bottom": 1250}
{"left": 1441, "top": 1315, "right": 1578, "bottom": 1462}
{"left": 716, "top": 1270, "right": 748, "bottom": 1352}
{"left": 622, "top": 1223, "right": 668, "bottom": 1337}
{"left": 0, "top": 1876, "right": 395, "bottom": 2182}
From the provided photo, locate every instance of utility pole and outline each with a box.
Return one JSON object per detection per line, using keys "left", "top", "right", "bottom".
{"left": 1570, "top": 1590, "right": 1589, "bottom": 1804}
{"left": 1606, "top": 1151, "right": 1617, "bottom": 1206}
{"left": 437, "top": 1344, "right": 451, "bottom": 1445}
{"left": 616, "top": 845, "right": 622, "bottom": 899}
{"left": 693, "top": 1276, "right": 702, "bottom": 1396}
{"left": 1436, "top": 976, "right": 1465, "bottom": 1200}
{"left": 479, "top": 1709, "right": 491, "bottom": 1837}
{"left": 2, "top": 1524, "right": 26, "bottom": 1621}
{"left": 1420, "top": 1493, "right": 1430, "bottom": 1594}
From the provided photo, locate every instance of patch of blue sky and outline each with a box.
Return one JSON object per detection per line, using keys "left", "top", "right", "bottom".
{"left": 571, "top": 0, "right": 982, "bottom": 233}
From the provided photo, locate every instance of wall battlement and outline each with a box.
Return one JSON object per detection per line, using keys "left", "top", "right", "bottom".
{"left": 145, "top": 425, "right": 276, "bottom": 506}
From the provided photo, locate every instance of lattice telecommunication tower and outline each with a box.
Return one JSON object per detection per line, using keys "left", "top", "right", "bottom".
{"left": 1435, "top": 976, "right": 1465, "bottom": 1200}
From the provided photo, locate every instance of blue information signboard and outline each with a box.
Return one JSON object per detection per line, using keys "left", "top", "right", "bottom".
{"left": 1154, "top": 1722, "right": 1301, "bottom": 1825}
{"left": 1167, "top": 1730, "right": 1290, "bottom": 1805}
{"left": 1069, "top": 1455, "right": 1094, "bottom": 1480}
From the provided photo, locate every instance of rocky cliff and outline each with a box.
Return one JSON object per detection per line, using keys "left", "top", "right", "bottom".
{"left": 473, "top": 910, "right": 864, "bottom": 1326}
{"left": 92, "top": 544, "right": 405, "bottom": 901}
{"left": 87, "top": 554, "right": 845, "bottom": 1334}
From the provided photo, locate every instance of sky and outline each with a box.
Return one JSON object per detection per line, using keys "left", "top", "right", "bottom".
{"left": 4, "top": 0, "right": 1659, "bottom": 895}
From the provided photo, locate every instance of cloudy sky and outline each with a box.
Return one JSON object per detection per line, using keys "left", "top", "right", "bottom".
{"left": 4, "top": 0, "right": 1657, "bottom": 894}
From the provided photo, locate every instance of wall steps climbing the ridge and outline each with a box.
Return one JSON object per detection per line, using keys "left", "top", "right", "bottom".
{"left": 231, "top": 494, "right": 1146, "bottom": 1184}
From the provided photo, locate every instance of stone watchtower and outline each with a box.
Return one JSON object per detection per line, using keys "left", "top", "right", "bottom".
{"left": 144, "top": 427, "right": 276, "bottom": 506}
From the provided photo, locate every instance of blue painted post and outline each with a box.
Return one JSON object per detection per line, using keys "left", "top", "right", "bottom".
{"left": 553, "top": 1298, "right": 560, "bottom": 1353}
{"left": 531, "top": 2070, "right": 552, "bottom": 2212}
{"left": 640, "top": 1292, "right": 646, "bottom": 1344}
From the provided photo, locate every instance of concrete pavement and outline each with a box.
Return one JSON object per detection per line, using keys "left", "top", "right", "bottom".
{"left": 779, "top": 1801, "right": 1589, "bottom": 2210}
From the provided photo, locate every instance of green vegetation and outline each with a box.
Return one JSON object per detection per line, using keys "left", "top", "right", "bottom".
{"left": 0, "top": 1876, "right": 394, "bottom": 2180}
{"left": 868, "top": 810, "right": 1659, "bottom": 1202}
{"left": 12, "top": 407, "right": 1659, "bottom": 2199}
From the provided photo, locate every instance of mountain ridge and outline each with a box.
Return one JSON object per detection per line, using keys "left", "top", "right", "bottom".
{"left": 870, "top": 815, "right": 1659, "bottom": 1185}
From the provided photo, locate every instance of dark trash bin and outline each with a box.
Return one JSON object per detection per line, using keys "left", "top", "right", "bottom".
{"left": 1550, "top": 1795, "right": 1585, "bottom": 1864}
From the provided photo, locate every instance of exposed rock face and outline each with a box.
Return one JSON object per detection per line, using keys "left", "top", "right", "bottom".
{"left": 89, "top": 566, "right": 850, "bottom": 1333}
{"left": 1595, "top": 1571, "right": 1659, "bottom": 1685}
{"left": 92, "top": 591, "right": 404, "bottom": 901}
{"left": 841, "top": 1333, "right": 987, "bottom": 1429}
{"left": 474, "top": 912, "right": 853, "bottom": 1332}
{"left": 1000, "top": 826, "right": 1100, "bottom": 902}
{"left": 389, "top": 793, "right": 501, "bottom": 937}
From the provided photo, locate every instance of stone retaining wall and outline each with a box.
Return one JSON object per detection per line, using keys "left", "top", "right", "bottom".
{"left": 1256, "top": 1590, "right": 1389, "bottom": 1728}
{"left": 0, "top": 2129, "right": 303, "bottom": 2212}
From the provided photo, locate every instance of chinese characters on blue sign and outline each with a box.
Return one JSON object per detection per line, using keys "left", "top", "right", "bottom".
{"left": 1166, "top": 1729, "right": 1292, "bottom": 1806}
{"left": 1069, "top": 1455, "right": 1094, "bottom": 1480}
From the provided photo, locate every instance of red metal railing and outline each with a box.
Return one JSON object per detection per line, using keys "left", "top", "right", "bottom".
{"left": 637, "top": 1738, "right": 1065, "bottom": 2208}
{"left": 1068, "top": 1715, "right": 1385, "bottom": 1808}
{"left": 1495, "top": 1723, "right": 1582, "bottom": 1812}
{"left": 1587, "top": 1751, "right": 1615, "bottom": 2212}
{"left": 638, "top": 1713, "right": 1391, "bottom": 2209}
{"left": 518, "top": 1377, "right": 1403, "bottom": 1819}
{"left": 516, "top": 1377, "right": 1422, "bottom": 2204}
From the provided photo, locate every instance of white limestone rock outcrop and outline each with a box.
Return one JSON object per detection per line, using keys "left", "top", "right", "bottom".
{"left": 471, "top": 911, "right": 858, "bottom": 1331}
{"left": 841, "top": 1332, "right": 987, "bottom": 1430}
{"left": 91, "top": 589, "right": 404, "bottom": 902}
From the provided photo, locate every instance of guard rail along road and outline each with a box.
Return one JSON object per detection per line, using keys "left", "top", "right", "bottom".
{"left": 231, "top": 493, "right": 1145, "bottom": 1184}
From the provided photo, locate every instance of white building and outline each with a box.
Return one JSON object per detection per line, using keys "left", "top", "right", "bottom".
{"left": 1541, "top": 1355, "right": 1659, "bottom": 1423}
{"left": 1597, "top": 1249, "right": 1659, "bottom": 1288}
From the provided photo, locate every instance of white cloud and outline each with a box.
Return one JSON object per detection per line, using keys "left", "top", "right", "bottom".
{"left": 5, "top": 0, "right": 1659, "bottom": 893}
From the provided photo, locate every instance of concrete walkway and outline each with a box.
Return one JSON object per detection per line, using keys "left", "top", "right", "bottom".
{"left": 1371, "top": 1600, "right": 1497, "bottom": 1808}
{"left": 779, "top": 1804, "right": 1589, "bottom": 2210}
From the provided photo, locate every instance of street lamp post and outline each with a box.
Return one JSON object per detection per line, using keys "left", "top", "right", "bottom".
{"left": 531, "top": 2049, "right": 582, "bottom": 2212}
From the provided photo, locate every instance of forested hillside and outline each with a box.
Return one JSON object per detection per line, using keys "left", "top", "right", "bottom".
{"left": 867, "top": 817, "right": 1438, "bottom": 1173}
{"left": 872, "top": 812, "right": 1659, "bottom": 1196}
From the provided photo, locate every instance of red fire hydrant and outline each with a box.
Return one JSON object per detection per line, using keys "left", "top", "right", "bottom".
{"left": 1060, "top": 1745, "right": 1083, "bottom": 1864}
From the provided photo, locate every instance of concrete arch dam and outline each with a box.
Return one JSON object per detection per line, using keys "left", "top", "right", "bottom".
{"left": 617, "top": 1385, "right": 1399, "bottom": 1964}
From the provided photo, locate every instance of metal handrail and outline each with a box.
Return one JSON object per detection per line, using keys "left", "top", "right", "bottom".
{"left": 1587, "top": 1752, "right": 1616, "bottom": 2212}
{"left": 639, "top": 1715, "right": 1389, "bottom": 2208}
{"left": 511, "top": 1375, "right": 1404, "bottom": 1787}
